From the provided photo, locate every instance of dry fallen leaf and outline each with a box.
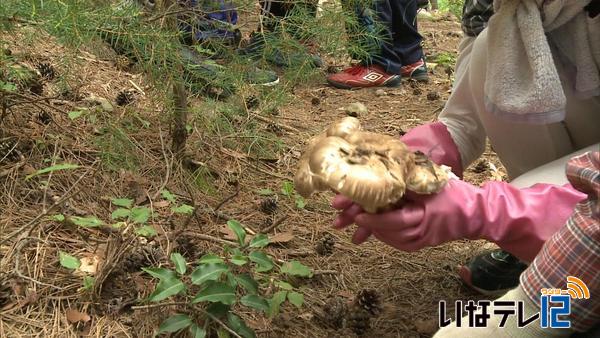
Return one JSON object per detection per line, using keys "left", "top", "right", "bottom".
{"left": 269, "top": 232, "right": 295, "bottom": 244}
{"left": 66, "top": 309, "right": 91, "bottom": 323}
{"left": 152, "top": 200, "right": 170, "bottom": 208}
{"left": 219, "top": 225, "right": 237, "bottom": 241}
{"left": 77, "top": 255, "right": 100, "bottom": 275}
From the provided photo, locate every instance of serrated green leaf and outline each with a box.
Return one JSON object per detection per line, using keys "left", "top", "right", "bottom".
{"left": 227, "top": 313, "right": 256, "bottom": 338}
{"left": 172, "top": 204, "right": 194, "bottom": 215}
{"left": 235, "top": 274, "right": 258, "bottom": 294}
{"left": 190, "top": 324, "right": 207, "bottom": 338}
{"left": 112, "top": 198, "right": 133, "bottom": 208}
{"left": 82, "top": 276, "right": 95, "bottom": 290}
{"left": 142, "top": 267, "right": 177, "bottom": 281}
{"left": 135, "top": 225, "right": 157, "bottom": 237}
{"left": 248, "top": 251, "right": 274, "bottom": 272}
{"left": 268, "top": 291, "right": 288, "bottom": 317}
{"left": 287, "top": 291, "right": 304, "bottom": 308}
{"left": 26, "top": 163, "right": 79, "bottom": 180}
{"left": 230, "top": 254, "right": 248, "bottom": 266}
{"left": 130, "top": 207, "right": 150, "bottom": 224}
{"left": 241, "top": 295, "right": 270, "bottom": 313}
{"left": 280, "top": 260, "right": 313, "bottom": 277}
{"left": 59, "top": 251, "right": 80, "bottom": 270}
{"left": 281, "top": 181, "right": 294, "bottom": 197}
{"left": 294, "top": 195, "right": 306, "bottom": 209}
{"left": 256, "top": 188, "right": 274, "bottom": 196}
{"left": 275, "top": 281, "right": 293, "bottom": 290}
{"left": 171, "top": 253, "right": 187, "bottom": 275}
{"left": 158, "top": 314, "right": 192, "bottom": 334}
{"left": 68, "top": 110, "right": 84, "bottom": 120}
{"left": 198, "top": 253, "right": 224, "bottom": 264}
{"left": 50, "top": 214, "right": 65, "bottom": 222}
{"left": 148, "top": 278, "right": 185, "bottom": 302}
{"left": 161, "top": 189, "right": 177, "bottom": 203}
{"left": 192, "top": 282, "right": 236, "bottom": 305}
{"left": 70, "top": 216, "right": 104, "bottom": 228}
{"left": 249, "top": 234, "right": 270, "bottom": 248}
{"left": 111, "top": 208, "right": 130, "bottom": 220}
{"left": 226, "top": 220, "right": 246, "bottom": 246}
{"left": 191, "top": 263, "right": 228, "bottom": 285}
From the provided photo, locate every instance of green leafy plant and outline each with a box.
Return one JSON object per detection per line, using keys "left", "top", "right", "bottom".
{"left": 281, "top": 181, "right": 306, "bottom": 210}
{"left": 143, "top": 219, "right": 312, "bottom": 337}
{"left": 433, "top": 51, "right": 457, "bottom": 68}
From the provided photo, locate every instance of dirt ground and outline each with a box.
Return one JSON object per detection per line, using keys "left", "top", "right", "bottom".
{"left": 1, "top": 14, "right": 508, "bottom": 338}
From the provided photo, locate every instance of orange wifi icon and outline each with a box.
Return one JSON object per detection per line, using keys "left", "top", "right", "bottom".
{"left": 566, "top": 276, "right": 590, "bottom": 300}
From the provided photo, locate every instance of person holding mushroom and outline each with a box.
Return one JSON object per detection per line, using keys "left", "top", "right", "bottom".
{"left": 317, "top": 0, "right": 599, "bottom": 336}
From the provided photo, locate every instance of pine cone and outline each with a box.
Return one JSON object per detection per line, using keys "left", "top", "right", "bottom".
{"left": 322, "top": 297, "right": 348, "bottom": 329}
{"left": 315, "top": 234, "right": 335, "bottom": 256}
{"left": 472, "top": 160, "right": 488, "bottom": 173}
{"left": 123, "top": 245, "right": 163, "bottom": 272}
{"left": 245, "top": 95, "right": 259, "bottom": 110}
{"left": 0, "top": 139, "right": 20, "bottom": 163}
{"left": 266, "top": 123, "right": 284, "bottom": 136}
{"left": 427, "top": 91, "right": 440, "bottom": 101}
{"left": 355, "top": 289, "right": 382, "bottom": 316}
{"left": 116, "top": 90, "right": 135, "bottom": 106}
{"left": 346, "top": 307, "right": 371, "bottom": 336}
{"left": 259, "top": 197, "right": 278, "bottom": 215}
{"left": 175, "top": 235, "right": 198, "bottom": 260}
{"left": 36, "top": 62, "right": 56, "bottom": 80}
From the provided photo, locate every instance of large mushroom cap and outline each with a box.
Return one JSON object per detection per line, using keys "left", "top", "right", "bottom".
{"left": 294, "top": 118, "right": 450, "bottom": 213}
{"left": 326, "top": 117, "right": 361, "bottom": 138}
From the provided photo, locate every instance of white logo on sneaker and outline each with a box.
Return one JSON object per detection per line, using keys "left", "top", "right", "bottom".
{"left": 363, "top": 72, "right": 383, "bottom": 82}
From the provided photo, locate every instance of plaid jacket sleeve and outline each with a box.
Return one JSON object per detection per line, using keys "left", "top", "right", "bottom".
{"left": 461, "top": 0, "right": 494, "bottom": 37}
{"left": 520, "top": 151, "right": 600, "bottom": 332}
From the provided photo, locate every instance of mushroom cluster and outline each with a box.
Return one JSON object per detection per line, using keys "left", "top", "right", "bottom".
{"left": 294, "top": 117, "right": 450, "bottom": 213}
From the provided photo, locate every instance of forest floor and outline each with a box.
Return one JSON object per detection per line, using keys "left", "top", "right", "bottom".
{"left": 1, "top": 13, "right": 508, "bottom": 338}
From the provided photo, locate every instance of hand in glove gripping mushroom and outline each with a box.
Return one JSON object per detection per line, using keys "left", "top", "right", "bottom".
{"left": 295, "top": 118, "right": 586, "bottom": 260}
{"left": 294, "top": 117, "right": 451, "bottom": 213}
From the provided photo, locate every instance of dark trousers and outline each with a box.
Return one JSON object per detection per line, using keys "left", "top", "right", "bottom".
{"left": 364, "top": 0, "right": 424, "bottom": 74}
{"left": 259, "top": 0, "right": 423, "bottom": 74}
{"left": 259, "top": 1, "right": 317, "bottom": 31}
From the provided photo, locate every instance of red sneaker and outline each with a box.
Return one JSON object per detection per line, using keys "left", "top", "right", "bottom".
{"left": 327, "top": 64, "right": 401, "bottom": 89}
{"left": 400, "top": 59, "right": 429, "bottom": 82}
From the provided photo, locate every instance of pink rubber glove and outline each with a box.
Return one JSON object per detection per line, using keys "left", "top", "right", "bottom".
{"left": 400, "top": 121, "right": 464, "bottom": 177}
{"left": 332, "top": 179, "right": 586, "bottom": 262}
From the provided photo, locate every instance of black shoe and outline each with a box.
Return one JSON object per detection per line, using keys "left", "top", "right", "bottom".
{"left": 458, "top": 249, "right": 528, "bottom": 296}
{"left": 238, "top": 32, "right": 323, "bottom": 68}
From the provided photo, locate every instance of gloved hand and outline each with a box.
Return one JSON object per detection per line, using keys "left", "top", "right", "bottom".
{"left": 332, "top": 179, "right": 586, "bottom": 262}
{"left": 400, "top": 121, "right": 464, "bottom": 177}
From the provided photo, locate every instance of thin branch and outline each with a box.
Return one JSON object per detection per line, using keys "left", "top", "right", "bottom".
{"left": 213, "top": 188, "right": 239, "bottom": 213}
{"left": 196, "top": 306, "right": 243, "bottom": 338}
{"left": 262, "top": 214, "right": 287, "bottom": 233}
{"left": 183, "top": 232, "right": 238, "bottom": 247}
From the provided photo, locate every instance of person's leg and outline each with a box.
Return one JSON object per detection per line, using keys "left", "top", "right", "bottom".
{"left": 388, "top": 0, "right": 423, "bottom": 67}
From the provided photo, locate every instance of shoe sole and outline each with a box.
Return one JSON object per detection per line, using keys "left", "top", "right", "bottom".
{"left": 327, "top": 76, "right": 402, "bottom": 90}
{"left": 255, "top": 78, "right": 280, "bottom": 87}
{"left": 404, "top": 74, "right": 429, "bottom": 82}
{"left": 458, "top": 265, "right": 513, "bottom": 297}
